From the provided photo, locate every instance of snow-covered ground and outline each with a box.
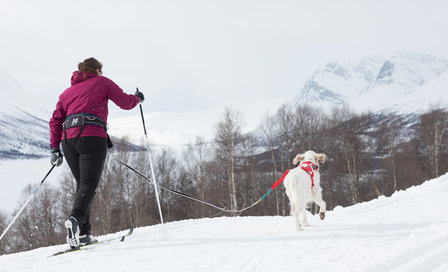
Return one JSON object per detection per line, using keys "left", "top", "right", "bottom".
{"left": 1, "top": 173, "right": 447, "bottom": 272}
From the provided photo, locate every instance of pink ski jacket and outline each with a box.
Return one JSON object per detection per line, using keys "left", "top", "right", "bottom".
{"left": 49, "top": 71, "right": 140, "bottom": 148}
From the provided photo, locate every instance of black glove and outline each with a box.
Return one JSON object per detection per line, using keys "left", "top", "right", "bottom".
{"left": 50, "top": 148, "right": 63, "bottom": 167}
{"left": 134, "top": 89, "right": 145, "bottom": 103}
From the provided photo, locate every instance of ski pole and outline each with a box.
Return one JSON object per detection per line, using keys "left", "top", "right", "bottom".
{"left": 0, "top": 164, "right": 56, "bottom": 242}
{"left": 137, "top": 88, "right": 166, "bottom": 237}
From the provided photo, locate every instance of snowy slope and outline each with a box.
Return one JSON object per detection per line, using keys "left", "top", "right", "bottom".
{"left": 389, "top": 66, "right": 448, "bottom": 113}
{"left": 1, "top": 173, "right": 447, "bottom": 272}
{"left": 0, "top": 66, "right": 50, "bottom": 159}
{"left": 296, "top": 52, "right": 448, "bottom": 114}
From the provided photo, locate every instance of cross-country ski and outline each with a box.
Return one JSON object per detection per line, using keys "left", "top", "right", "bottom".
{"left": 49, "top": 227, "right": 134, "bottom": 257}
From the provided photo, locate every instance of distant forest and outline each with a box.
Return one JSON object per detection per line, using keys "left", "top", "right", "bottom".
{"left": 1, "top": 103, "right": 447, "bottom": 254}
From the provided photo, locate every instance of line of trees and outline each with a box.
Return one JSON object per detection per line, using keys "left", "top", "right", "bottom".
{"left": 1, "top": 103, "right": 447, "bottom": 255}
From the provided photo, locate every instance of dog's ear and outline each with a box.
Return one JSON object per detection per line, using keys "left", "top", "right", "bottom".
{"left": 293, "top": 154, "right": 304, "bottom": 165}
{"left": 315, "top": 153, "right": 327, "bottom": 164}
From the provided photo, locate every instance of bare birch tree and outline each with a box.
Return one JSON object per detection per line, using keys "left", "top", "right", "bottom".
{"left": 328, "top": 107, "right": 371, "bottom": 204}
{"left": 215, "top": 107, "right": 243, "bottom": 213}
{"left": 260, "top": 112, "right": 281, "bottom": 214}
{"left": 183, "top": 137, "right": 211, "bottom": 217}
{"left": 274, "top": 104, "right": 294, "bottom": 215}
{"left": 416, "top": 108, "right": 447, "bottom": 178}
{"left": 0, "top": 210, "right": 9, "bottom": 254}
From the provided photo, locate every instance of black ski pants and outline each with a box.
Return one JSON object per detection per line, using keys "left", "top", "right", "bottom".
{"left": 62, "top": 136, "right": 107, "bottom": 236}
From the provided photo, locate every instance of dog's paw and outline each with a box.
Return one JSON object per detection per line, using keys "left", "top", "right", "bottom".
{"left": 319, "top": 212, "right": 325, "bottom": 220}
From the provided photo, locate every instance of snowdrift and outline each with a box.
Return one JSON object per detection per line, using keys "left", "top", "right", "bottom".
{"left": 1, "top": 173, "right": 448, "bottom": 272}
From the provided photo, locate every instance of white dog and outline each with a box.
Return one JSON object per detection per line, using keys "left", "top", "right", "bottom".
{"left": 284, "top": 150, "right": 327, "bottom": 231}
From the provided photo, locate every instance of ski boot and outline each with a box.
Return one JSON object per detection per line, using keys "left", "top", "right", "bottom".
{"left": 65, "top": 216, "right": 80, "bottom": 249}
{"left": 79, "top": 234, "right": 98, "bottom": 246}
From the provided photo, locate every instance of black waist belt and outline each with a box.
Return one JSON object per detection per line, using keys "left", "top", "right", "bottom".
{"left": 63, "top": 113, "right": 107, "bottom": 141}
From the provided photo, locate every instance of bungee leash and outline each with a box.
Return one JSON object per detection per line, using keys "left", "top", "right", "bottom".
{"left": 259, "top": 169, "right": 290, "bottom": 200}
{"left": 115, "top": 158, "right": 291, "bottom": 214}
{"left": 115, "top": 158, "right": 236, "bottom": 212}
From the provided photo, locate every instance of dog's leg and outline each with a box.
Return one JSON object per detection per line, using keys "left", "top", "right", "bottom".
{"left": 318, "top": 203, "right": 326, "bottom": 220}
{"left": 299, "top": 208, "right": 309, "bottom": 227}
{"left": 312, "top": 190, "right": 326, "bottom": 220}
{"left": 294, "top": 203, "right": 306, "bottom": 231}
{"left": 290, "top": 202, "right": 301, "bottom": 231}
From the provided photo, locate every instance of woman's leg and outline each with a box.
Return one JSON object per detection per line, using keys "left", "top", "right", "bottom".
{"left": 69, "top": 137, "right": 107, "bottom": 235}
{"left": 61, "top": 140, "right": 81, "bottom": 188}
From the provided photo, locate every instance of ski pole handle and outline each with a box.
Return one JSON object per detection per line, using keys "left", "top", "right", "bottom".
{"left": 137, "top": 88, "right": 148, "bottom": 137}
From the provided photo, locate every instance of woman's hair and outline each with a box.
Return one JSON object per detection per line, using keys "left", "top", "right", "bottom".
{"left": 78, "top": 57, "right": 103, "bottom": 76}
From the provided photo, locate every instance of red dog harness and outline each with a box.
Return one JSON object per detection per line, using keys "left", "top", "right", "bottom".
{"left": 260, "top": 161, "right": 319, "bottom": 201}
{"left": 299, "top": 161, "right": 319, "bottom": 189}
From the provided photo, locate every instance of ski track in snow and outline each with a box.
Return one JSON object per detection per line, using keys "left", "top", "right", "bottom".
{"left": 1, "top": 174, "right": 448, "bottom": 272}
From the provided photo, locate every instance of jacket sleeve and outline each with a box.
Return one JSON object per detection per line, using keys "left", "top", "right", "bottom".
{"left": 105, "top": 78, "right": 140, "bottom": 110}
{"left": 49, "top": 99, "right": 66, "bottom": 148}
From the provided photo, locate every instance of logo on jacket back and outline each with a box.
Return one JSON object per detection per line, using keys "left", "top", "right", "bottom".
{"left": 71, "top": 117, "right": 79, "bottom": 126}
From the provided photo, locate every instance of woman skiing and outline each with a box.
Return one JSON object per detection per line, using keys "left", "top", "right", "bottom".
{"left": 49, "top": 57, "right": 144, "bottom": 249}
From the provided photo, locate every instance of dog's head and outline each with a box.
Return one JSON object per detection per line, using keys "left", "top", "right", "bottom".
{"left": 293, "top": 150, "right": 326, "bottom": 165}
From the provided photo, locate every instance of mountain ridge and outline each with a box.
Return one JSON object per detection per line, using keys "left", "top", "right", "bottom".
{"left": 295, "top": 52, "right": 448, "bottom": 113}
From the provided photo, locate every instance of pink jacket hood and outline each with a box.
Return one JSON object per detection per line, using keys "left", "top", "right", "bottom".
{"left": 71, "top": 71, "right": 97, "bottom": 85}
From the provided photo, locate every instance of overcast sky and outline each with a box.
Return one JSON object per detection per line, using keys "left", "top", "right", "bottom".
{"left": 1, "top": 0, "right": 448, "bottom": 118}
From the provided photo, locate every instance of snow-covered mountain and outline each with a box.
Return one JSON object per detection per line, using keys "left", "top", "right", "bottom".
{"left": 0, "top": 66, "right": 50, "bottom": 159}
{"left": 295, "top": 52, "right": 448, "bottom": 113}
{"left": 2, "top": 52, "right": 448, "bottom": 160}
{"left": 1, "top": 172, "right": 447, "bottom": 271}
